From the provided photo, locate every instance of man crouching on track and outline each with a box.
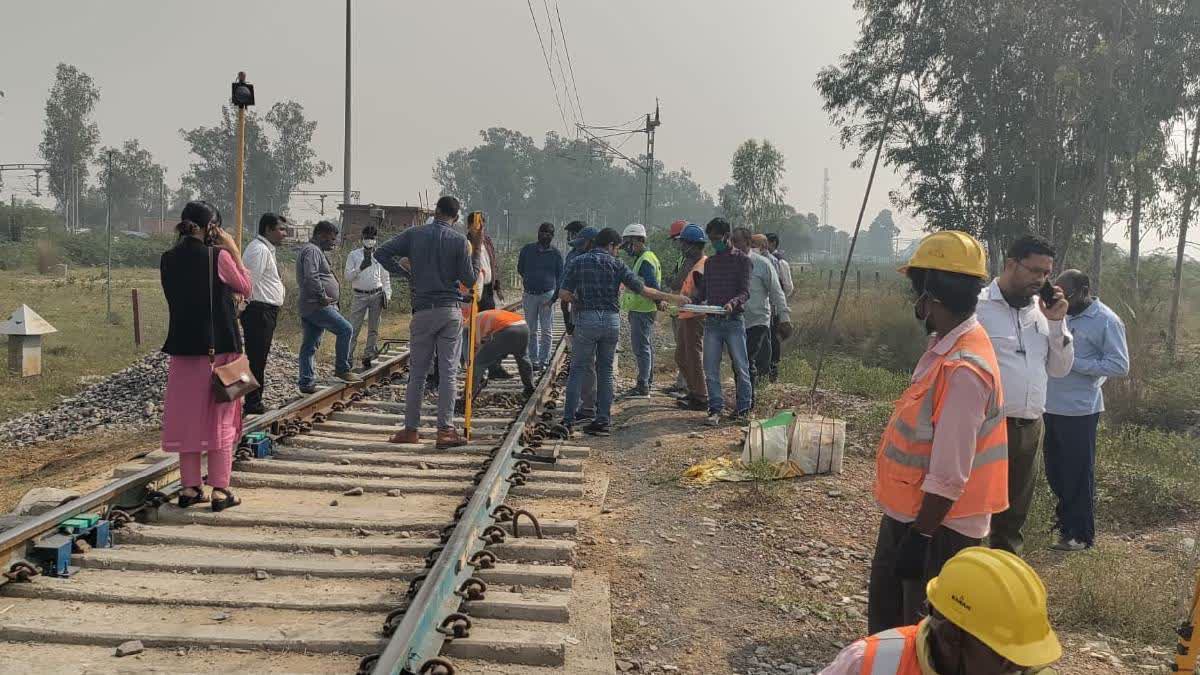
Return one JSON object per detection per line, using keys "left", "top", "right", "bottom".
{"left": 375, "top": 195, "right": 482, "bottom": 449}
{"left": 557, "top": 227, "right": 689, "bottom": 437}
{"left": 868, "top": 231, "right": 1009, "bottom": 633}
{"left": 458, "top": 302, "right": 536, "bottom": 412}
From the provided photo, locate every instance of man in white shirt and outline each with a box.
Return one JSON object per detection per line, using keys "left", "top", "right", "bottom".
{"left": 344, "top": 224, "right": 392, "bottom": 369}
{"left": 240, "top": 213, "right": 289, "bottom": 415}
{"left": 976, "top": 234, "right": 1073, "bottom": 555}
{"left": 765, "top": 233, "right": 794, "bottom": 383}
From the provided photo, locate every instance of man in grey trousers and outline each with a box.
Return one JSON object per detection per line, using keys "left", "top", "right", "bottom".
{"left": 375, "top": 195, "right": 481, "bottom": 449}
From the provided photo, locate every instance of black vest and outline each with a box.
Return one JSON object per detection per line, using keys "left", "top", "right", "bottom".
{"left": 160, "top": 238, "right": 242, "bottom": 356}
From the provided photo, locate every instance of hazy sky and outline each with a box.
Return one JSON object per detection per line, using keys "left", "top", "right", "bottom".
{"left": 0, "top": 1, "right": 1171, "bottom": 252}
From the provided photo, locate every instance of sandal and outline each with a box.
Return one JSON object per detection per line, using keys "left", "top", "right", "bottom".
{"left": 210, "top": 488, "right": 242, "bottom": 512}
{"left": 178, "top": 487, "right": 209, "bottom": 509}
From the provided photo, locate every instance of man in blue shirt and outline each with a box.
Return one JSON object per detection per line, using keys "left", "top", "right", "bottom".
{"left": 1044, "top": 269, "right": 1129, "bottom": 552}
{"left": 517, "top": 222, "right": 564, "bottom": 372}
{"left": 559, "top": 227, "right": 686, "bottom": 436}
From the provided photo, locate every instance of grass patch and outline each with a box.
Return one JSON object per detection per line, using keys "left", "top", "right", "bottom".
{"left": 1096, "top": 425, "right": 1200, "bottom": 528}
{"left": 1040, "top": 542, "right": 1195, "bottom": 645}
{"left": 776, "top": 351, "right": 908, "bottom": 403}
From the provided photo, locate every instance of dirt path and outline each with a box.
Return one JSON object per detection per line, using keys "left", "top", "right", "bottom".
{"left": 574, "top": 386, "right": 1148, "bottom": 674}
{"left": 0, "top": 429, "right": 157, "bottom": 513}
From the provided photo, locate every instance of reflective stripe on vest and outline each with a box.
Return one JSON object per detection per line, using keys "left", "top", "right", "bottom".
{"left": 620, "top": 251, "right": 662, "bottom": 313}
{"left": 874, "top": 323, "right": 1010, "bottom": 519}
{"left": 677, "top": 256, "right": 707, "bottom": 319}
{"left": 859, "top": 625, "right": 920, "bottom": 675}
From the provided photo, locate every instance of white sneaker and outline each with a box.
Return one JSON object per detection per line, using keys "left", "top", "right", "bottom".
{"left": 705, "top": 413, "right": 721, "bottom": 427}
{"left": 1051, "top": 538, "right": 1088, "bottom": 552}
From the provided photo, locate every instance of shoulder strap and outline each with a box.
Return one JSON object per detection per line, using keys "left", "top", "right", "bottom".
{"left": 207, "top": 246, "right": 215, "bottom": 365}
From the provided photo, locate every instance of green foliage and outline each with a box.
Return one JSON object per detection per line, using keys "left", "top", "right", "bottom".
{"left": 180, "top": 101, "right": 331, "bottom": 223}
{"left": 97, "top": 139, "right": 166, "bottom": 229}
{"left": 39, "top": 63, "right": 101, "bottom": 208}
{"left": 432, "top": 127, "right": 717, "bottom": 240}
{"left": 719, "top": 139, "right": 788, "bottom": 230}
{"left": 1095, "top": 424, "right": 1200, "bottom": 527}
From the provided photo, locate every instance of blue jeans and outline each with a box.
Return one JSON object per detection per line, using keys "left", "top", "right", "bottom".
{"left": 563, "top": 310, "right": 619, "bottom": 427}
{"left": 299, "top": 306, "right": 354, "bottom": 386}
{"left": 628, "top": 311, "right": 655, "bottom": 390}
{"left": 703, "top": 315, "right": 752, "bottom": 415}
{"left": 523, "top": 290, "right": 556, "bottom": 367}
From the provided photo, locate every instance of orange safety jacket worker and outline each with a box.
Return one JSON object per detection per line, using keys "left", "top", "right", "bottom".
{"left": 475, "top": 309, "right": 525, "bottom": 342}
{"left": 874, "top": 322, "right": 1009, "bottom": 519}
{"left": 859, "top": 624, "right": 920, "bottom": 675}
{"left": 676, "top": 256, "right": 707, "bottom": 319}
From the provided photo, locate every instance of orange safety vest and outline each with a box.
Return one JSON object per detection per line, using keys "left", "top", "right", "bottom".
{"left": 476, "top": 309, "right": 525, "bottom": 341}
{"left": 859, "top": 624, "right": 921, "bottom": 675}
{"left": 677, "top": 256, "right": 707, "bottom": 319}
{"left": 874, "top": 322, "right": 1009, "bottom": 519}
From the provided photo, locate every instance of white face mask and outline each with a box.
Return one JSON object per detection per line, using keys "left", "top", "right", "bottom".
{"left": 363, "top": 239, "right": 377, "bottom": 248}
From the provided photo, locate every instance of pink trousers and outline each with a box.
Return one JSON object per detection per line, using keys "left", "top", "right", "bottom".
{"left": 180, "top": 448, "right": 233, "bottom": 489}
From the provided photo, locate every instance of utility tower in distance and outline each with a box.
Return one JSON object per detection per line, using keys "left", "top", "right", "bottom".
{"left": 643, "top": 101, "right": 661, "bottom": 227}
{"left": 576, "top": 101, "right": 661, "bottom": 227}
{"left": 821, "top": 167, "right": 831, "bottom": 228}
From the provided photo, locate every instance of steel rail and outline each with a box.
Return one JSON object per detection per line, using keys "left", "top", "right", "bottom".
{"left": 371, "top": 334, "right": 568, "bottom": 675}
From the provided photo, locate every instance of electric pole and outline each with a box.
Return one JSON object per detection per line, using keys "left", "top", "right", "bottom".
{"left": 643, "top": 101, "right": 661, "bottom": 227}
{"left": 342, "top": 0, "right": 352, "bottom": 236}
{"left": 231, "top": 72, "right": 256, "bottom": 247}
{"left": 160, "top": 178, "right": 166, "bottom": 234}
{"left": 105, "top": 150, "right": 114, "bottom": 323}
{"left": 821, "top": 167, "right": 832, "bottom": 259}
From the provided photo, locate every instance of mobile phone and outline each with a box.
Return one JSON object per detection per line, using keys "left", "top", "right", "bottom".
{"left": 1038, "top": 281, "right": 1057, "bottom": 306}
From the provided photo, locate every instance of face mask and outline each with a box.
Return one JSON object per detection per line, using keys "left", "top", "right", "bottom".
{"left": 713, "top": 239, "right": 729, "bottom": 254}
{"left": 913, "top": 292, "right": 936, "bottom": 334}
{"left": 363, "top": 239, "right": 377, "bottom": 248}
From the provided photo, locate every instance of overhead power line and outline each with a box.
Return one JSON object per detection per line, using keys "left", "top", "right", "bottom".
{"left": 544, "top": 0, "right": 582, "bottom": 129}
{"left": 527, "top": 0, "right": 571, "bottom": 135}
{"left": 554, "top": 1, "right": 586, "bottom": 126}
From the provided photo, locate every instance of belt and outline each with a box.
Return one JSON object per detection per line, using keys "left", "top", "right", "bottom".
{"left": 354, "top": 288, "right": 383, "bottom": 294}
{"left": 246, "top": 300, "right": 281, "bottom": 309}
{"left": 1008, "top": 417, "right": 1039, "bottom": 428}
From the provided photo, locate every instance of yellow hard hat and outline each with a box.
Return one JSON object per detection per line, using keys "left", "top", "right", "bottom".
{"left": 926, "top": 547, "right": 1062, "bottom": 667}
{"left": 899, "top": 230, "right": 988, "bottom": 279}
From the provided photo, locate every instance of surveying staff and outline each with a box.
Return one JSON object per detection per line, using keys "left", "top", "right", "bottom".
{"left": 685, "top": 217, "right": 752, "bottom": 427}
{"left": 765, "top": 232, "right": 794, "bottom": 382}
{"left": 469, "top": 211, "right": 509, "bottom": 380}
{"left": 977, "top": 235, "right": 1073, "bottom": 555}
{"left": 344, "top": 224, "right": 392, "bottom": 370}
{"left": 822, "top": 547, "right": 1061, "bottom": 675}
{"left": 735, "top": 229, "right": 792, "bottom": 389}
{"left": 559, "top": 227, "right": 687, "bottom": 436}
{"left": 375, "top": 195, "right": 481, "bottom": 449}
{"left": 160, "top": 201, "right": 251, "bottom": 512}
{"left": 240, "top": 212, "right": 288, "bottom": 416}
{"left": 518, "top": 222, "right": 564, "bottom": 371}
{"left": 620, "top": 223, "right": 662, "bottom": 399}
{"left": 868, "top": 231, "right": 1009, "bottom": 633}
{"left": 1043, "top": 270, "right": 1128, "bottom": 552}
{"left": 296, "top": 220, "right": 359, "bottom": 393}
{"left": 670, "top": 224, "right": 708, "bottom": 410}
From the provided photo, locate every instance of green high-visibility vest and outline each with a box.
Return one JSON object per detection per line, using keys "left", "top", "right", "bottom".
{"left": 620, "top": 250, "right": 661, "bottom": 314}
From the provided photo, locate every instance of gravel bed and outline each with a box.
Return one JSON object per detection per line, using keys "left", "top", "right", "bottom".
{"left": 0, "top": 347, "right": 330, "bottom": 448}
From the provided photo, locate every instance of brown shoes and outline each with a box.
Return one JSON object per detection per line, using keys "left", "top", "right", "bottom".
{"left": 435, "top": 427, "right": 467, "bottom": 449}
{"left": 390, "top": 429, "right": 419, "bottom": 444}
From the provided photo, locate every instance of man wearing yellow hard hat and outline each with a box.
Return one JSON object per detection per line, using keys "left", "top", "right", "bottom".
{"left": 821, "top": 547, "right": 1061, "bottom": 674}
{"left": 868, "top": 231, "right": 1011, "bottom": 632}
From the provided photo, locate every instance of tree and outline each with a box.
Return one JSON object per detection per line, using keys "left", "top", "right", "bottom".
{"left": 861, "top": 208, "right": 899, "bottom": 260}
{"left": 97, "top": 139, "right": 166, "bottom": 229}
{"left": 180, "top": 101, "right": 331, "bottom": 229}
{"left": 719, "top": 139, "right": 788, "bottom": 231}
{"left": 39, "top": 63, "right": 101, "bottom": 210}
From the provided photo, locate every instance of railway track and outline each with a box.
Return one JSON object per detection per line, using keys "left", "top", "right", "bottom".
{"left": 0, "top": 310, "right": 610, "bottom": 674}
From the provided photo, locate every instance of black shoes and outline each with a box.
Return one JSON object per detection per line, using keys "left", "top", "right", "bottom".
{"left": 243, "top": 401, "right": 267, "bottom": 416}
{"left": 583, "top": 421, "right": 611, "bottom": 437}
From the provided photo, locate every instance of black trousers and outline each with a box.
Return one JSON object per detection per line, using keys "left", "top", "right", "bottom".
{"left": 867, "top": 515, "right": 980, "bottom": 633}
{"left": 479, "top": 283, "right": 497, "bottom": 311}
{"left": 240, "top": 302, "right": 279, "bottom": 408}
{"left": 473, "top": 324, "right": 534, "bottom": 394}
{"left": 769, "top": 316, "right": 783, "bottom": 381}
{"left": 1043, "top": 412, "right": 1100, "bottom": 546}
{"left": 746, "top": 324, "right": 773, "bottom": 387}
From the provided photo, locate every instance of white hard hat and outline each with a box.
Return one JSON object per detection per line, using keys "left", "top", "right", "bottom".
{"left": 622, "top": 223, "right": 647, "bottom": 238}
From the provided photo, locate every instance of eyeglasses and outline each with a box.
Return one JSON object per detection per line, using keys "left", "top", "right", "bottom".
{"left": 1015, "top": 259, "right": 1053, "bottom": 279}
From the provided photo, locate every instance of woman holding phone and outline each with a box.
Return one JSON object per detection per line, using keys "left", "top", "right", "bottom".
{"left": 159, "top": 201, "right": 252, "bottom": 511}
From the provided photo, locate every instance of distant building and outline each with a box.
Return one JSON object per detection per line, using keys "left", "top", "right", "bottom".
{"left": 136, "top": 217, "right": 173, "bottom": 235}
{"left": 337, "top": 204, "right": 433, "bottom": 240}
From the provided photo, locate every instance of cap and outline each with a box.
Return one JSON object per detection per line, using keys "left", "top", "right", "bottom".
{"left": 669, "top": 219, "right": 687, "bottom": 239}
{"left": 679, "top": 223, "right": 707, "bottom": 244}
{"left": 570, "top": 226, "right": 599, "bottom": 247}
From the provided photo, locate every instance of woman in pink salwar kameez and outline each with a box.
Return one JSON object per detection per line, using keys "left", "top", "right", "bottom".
{"left": 159, "top": 201, "right": 252, "bottom": 511}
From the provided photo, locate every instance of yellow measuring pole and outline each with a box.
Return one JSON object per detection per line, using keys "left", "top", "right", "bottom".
{"left": 1173, "top": 571, "right": 1200, "bottom": 673}
{"left": 463, "top": 281, "right": 480, "bottom": 441}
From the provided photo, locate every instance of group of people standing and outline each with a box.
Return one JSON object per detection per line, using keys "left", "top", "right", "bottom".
{"left": 823, "top": 230, "right": 1129, "bottom": 674}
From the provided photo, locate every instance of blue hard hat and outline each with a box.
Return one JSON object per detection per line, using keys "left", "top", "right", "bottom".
{"left": 679, "top": 223, "right": 707, "bottom": 243}
{"left": 570, "top": 226, "right": 599, "bottom": 247}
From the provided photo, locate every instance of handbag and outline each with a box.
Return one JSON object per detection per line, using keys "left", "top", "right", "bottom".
{"left": 208, "top": 247, "right": 260, "bottom": 402}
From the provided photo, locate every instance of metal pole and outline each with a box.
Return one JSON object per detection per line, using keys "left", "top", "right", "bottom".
{"left": 159, "top": 178, "right": 165, "bottom": 234}
{"left": 105, "top": 150, "right": 113, "bottom": 322}
{"left": 132, "top": 289, "right": 142, "bottom": 346}
{"left": 342, "top": 0, "right": 352, "bottom": 234}
{"left": 235, "top": 105, "right": 247, "bottom": 248}
{"left": 9, "top": 194, "right": 15, "bottom": 242}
